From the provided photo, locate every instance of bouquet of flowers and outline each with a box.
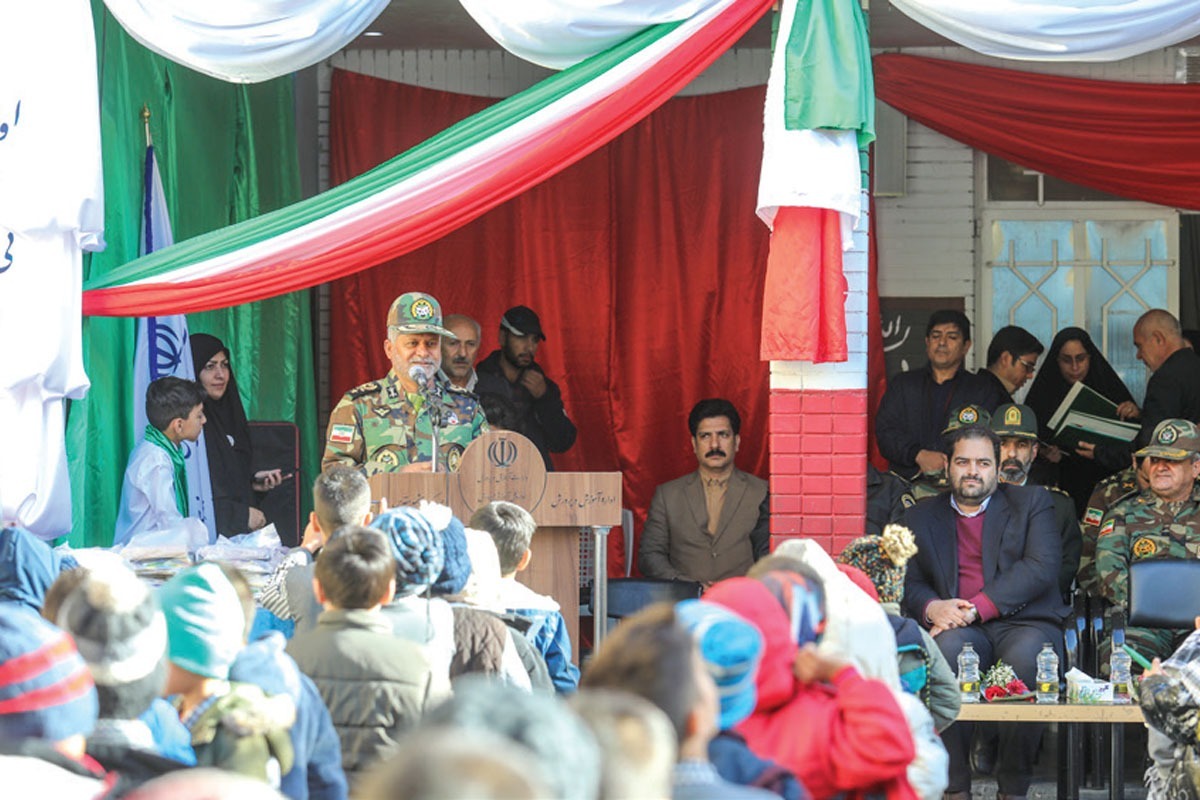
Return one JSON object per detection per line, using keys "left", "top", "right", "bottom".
{"left": 983, "top": 660, "right": 1031, "bottom": 702}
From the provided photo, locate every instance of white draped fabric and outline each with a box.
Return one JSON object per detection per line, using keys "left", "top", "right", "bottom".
{"left": 457, "top": 0, "right": 725, "bottom": 69}
{"left": 101, "top": 0, "right": 390, "bottom": 83}
{"left": 890, "top": 0, "right": 1200, "bottom": 62}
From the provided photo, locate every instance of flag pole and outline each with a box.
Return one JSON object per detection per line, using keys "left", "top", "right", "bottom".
{"left": 141, "top": 103, "right": 151, "bottom": 147}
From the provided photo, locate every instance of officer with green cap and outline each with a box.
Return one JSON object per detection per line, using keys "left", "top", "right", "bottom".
{"left": 1095, "top": 418, "right": 1200, "bottom": 664}
{"left": 322, "top": 292, "right": 488, "bottom": 476}
{"left": 908, "top": 405, "right": 993, "bottom": 501}
{"left": 990, "top": 403, "right": 1081, "bottom": 598}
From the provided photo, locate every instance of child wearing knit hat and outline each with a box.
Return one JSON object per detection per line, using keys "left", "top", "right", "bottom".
{"left": 0, "top": 601, "right": 106, "bottom": 792}
{"left": 158, "top": 563, "right": 295, "bottom": 785}
{"left": 51, "top": 559, "right": 190, "bottom": 785}
{"left": 838, "top": 526, "right": 960, "bottom": 733}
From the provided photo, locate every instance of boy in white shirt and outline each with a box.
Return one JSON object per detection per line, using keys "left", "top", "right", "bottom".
{"left": 114, "top": 377, "right": 207, "bottom": 545}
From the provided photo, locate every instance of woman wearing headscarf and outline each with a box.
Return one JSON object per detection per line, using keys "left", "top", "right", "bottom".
{"left": 190, "top": 334, "right": 283, "bottom": 535}
{"left": 1024, "top": 327, "right": 1137, "bottom": 515}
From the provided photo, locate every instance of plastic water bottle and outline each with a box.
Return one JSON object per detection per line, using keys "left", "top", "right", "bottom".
{"left": 1110, "top": 648, "right": 1133, "bottom": 704}
{"left": 958, "top": 642, "right": 981, "bottom": 704}
{"left": 1036, "top": 643, "right": 1059, "bottom": 704}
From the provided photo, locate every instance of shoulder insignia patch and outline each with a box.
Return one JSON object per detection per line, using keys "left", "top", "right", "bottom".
{"left": 445, "top": 411, "right": 459, "bottom": 426}
{"left": 446, "top": 443, "right": 465, "bottom": 472}
{"left": 1099, "top": 518, "right": 1117, "bottom": 537}
{"left": 329, "top": 424, "right": 355, "bottom": 444}
{"left": 901, "top": 493, "right": 916, "bottom": 509}
{"left": 375, "top": 450, "right": 401, "bottom": 470}
{"left": 1083, "top": 507, "right": 1104, "bottom": 527}
{"left": 348, "top": 382, "right": 380, "bottom": 400}
{"left": 1132, "top": 537, "right": 1158, "bottom": 558}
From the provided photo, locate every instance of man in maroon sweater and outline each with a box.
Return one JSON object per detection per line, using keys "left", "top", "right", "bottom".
{"left": 902, "top": 424, "right": 1068, "bottom": 800}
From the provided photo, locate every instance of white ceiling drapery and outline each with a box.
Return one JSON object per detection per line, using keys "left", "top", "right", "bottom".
{"left": 890, "top": 0, "right": 1200, "bottom": 62}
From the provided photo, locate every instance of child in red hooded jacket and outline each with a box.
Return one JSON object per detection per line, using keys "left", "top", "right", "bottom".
{"left": 706, "top": 571, "right": 918, "bottom": 800}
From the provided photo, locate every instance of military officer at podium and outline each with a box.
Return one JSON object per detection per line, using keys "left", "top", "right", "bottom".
{"left": 638, "top": 398, "right": 769, "bottom": 586}
{"left": 322, "top": 292, "right": 488, "bottom": 476}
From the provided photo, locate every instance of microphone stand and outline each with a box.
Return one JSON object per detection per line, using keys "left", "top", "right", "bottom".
{"left": 414, "top": 368, "right": 444, "bottom": 473}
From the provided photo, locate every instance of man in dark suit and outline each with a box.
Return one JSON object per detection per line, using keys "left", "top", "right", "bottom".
{"left": 1081, "top": 309, "right": 1200, "bottom": 471}
{"left": 902, "top": 424, "right": 1068, "bottom": 800}
{"left": 638, "top": 399, "right": 769, "bottom": 586}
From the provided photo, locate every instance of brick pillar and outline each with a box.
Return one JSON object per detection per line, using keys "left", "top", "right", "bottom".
{"left": 768, "top": 199, "right": 870, "bottom": 557}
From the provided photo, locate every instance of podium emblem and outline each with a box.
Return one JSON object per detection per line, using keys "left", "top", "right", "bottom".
{"left": 487, "top": 438, "right": 519, "bottom": 468}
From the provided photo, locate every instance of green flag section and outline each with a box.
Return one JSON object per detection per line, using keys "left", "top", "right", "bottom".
{"left": 68, "top": 1, "right": 317, "bottom": 547}
{"left": 782, "top": 0, "right": 874, "bottom": 147}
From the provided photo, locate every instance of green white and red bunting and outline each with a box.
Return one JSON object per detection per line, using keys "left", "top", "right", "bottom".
{"left": 82, "top": 0, "right": 774, "bottom": 316}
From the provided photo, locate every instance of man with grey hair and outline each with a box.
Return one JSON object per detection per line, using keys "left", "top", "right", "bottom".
{"left": 440, "top": 313, "right": 482, "bottom": 392}
{"left": 1081, "top": 309, "right": 1200, "bottom": 471}
{"left": 471, "top": 501, "right": 579, "bottom": 692}
{"left": 1095, "top": 419, "right": 1200, "bottom": 664}
{"left": 322, "top": 291, "right": 487, "bottom": 475}
{"left": 357, "top": 728, "right": 547, "bottom": 800}
{"left": 258, "top": 466, "right": 374, "bottom": 628}
{"left": 421, "top": 677, "right": 601, "bottom": 800}
{"left": 571, "top": 690, "right": 676, "bottom": 800}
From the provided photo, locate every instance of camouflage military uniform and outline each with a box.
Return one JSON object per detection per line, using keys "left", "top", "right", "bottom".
{"left": 1076, "top": 466, "right": 1140, "bottom": 596}
{"left": 1095, "top": 484, "right": 1200, "bottom": 662}
{"left": 321, "top": 369, "right": 488, "bottom": 476}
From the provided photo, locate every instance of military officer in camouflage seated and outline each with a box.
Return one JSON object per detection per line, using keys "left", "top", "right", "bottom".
{"left": 990, "top": 403, "right": 1083, "bottom": 599}
{"left": 1076, "top": 458, "right": 1148, "bottom": 597}
{"left": 1096, "top": 419, "right": 1200, "bottom": 663}
{"left": 321, "top": 292, "right": 488, "bottom": 476}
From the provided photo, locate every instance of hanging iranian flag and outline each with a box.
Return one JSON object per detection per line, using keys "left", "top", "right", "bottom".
{"left": 757, "top": 0, "right": 874, "bottom": 363}
{"left": 83, "top": 0, "right": 775, "bottom": 317}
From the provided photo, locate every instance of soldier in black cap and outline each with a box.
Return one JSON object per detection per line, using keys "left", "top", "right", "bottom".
{"left": 991, "top": 403, "right": 1082, "bottom": 599}
{"left": 476, "top": 305, "right": 577, "bottom": 470}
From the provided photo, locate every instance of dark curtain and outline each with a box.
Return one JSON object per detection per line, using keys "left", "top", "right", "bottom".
{"left": 328, "top": 70, "right": 770, "bottom": 575}
{"left": 874, "top": 54, "right": 1200, "bottom": 211}
{"left": 1181, "top": 215, "right": 1200, "bottom": 331}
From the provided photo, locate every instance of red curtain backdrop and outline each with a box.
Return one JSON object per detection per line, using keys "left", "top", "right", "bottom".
{"left": 874, "top": 53, "right": 1200, "bottom": 211}
{"left": 329, "top": 69, "right": 770, "bottom": 574}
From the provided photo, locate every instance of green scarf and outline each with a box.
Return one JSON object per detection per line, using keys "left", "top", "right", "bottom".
{"left": 144, "top": 424, "right": 189, "bottom": 517}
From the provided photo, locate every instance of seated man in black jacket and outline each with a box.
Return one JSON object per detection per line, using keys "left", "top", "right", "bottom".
{"left": 876, "top": 309, "right": 1008, "bottom": 481}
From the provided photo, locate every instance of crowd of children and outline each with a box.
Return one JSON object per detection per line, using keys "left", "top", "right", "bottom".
{"left": 15, "top": 432, "right": 1200, "bottom": 799}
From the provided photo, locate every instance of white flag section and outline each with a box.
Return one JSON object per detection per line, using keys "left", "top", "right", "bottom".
{"left": 132, "top": 147, "right": 217, "bottom": 540}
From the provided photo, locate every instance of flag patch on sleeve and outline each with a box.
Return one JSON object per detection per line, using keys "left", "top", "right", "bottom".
{"left": 1084, "top": 508, "right": 1103, "bottom": 527}
{"left": 1099, "top": 519, "right": 1116, "bottom": 536}
{"left": 329, "top": 424, "right": 355, "bottom": 444}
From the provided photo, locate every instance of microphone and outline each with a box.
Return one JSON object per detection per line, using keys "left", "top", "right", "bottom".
{"left": 408, "top": 364, "right": 435, "bottom": 393}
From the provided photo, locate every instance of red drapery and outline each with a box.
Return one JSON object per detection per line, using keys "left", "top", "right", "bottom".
{"left": 329, "top": 70, "right": 770, "bottom": 575}
{"left": 874, "top": 53, "right": 1200, "bottom": 211}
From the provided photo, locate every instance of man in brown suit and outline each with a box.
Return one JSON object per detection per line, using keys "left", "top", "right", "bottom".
{"left": 638, "top": 398, "right": 770, "bottom": 585}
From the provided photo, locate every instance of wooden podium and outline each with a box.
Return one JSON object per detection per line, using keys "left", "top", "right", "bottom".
{"left": 369, "top": 431, "right": 622, "bottom": 659}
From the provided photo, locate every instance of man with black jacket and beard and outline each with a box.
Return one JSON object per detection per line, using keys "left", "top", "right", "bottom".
{"left": 475, "top": 305, "right": 577, "bottom": 470}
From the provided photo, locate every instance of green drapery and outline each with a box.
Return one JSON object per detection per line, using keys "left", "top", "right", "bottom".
{"left": 66, "top": 1, "right": 317, "bottom": 547}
